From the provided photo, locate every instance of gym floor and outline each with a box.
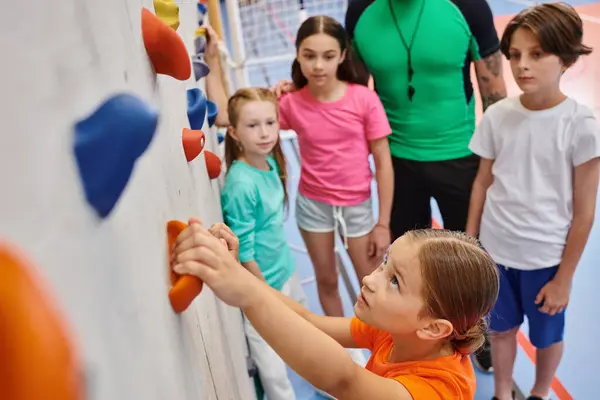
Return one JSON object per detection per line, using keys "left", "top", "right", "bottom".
{"left": 221, "top": 0, "right": 599, "bottom": 398}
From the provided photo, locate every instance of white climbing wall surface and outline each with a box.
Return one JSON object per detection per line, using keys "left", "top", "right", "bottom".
{"left": 0, "top": 0, "right": 255, "bottom": 399}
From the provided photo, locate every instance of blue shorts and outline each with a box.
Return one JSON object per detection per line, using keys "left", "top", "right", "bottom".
{"left": 489, "top": 264, "right": 565, "bottom": 349}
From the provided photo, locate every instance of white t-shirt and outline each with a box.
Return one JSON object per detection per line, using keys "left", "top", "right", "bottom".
{"left": 469, "top": 96, "right": 600, "bottom": 270}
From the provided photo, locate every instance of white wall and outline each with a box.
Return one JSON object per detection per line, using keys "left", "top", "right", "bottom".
{"left": 0, "top": 0, "right": 255, "bottom": 398}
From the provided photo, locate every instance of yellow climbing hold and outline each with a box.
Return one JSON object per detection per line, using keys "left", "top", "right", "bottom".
{"left": 195, "top": 27, "right": 207, "bottom": 38}
{"left": 153, "top": 0, "right": 180, "bottom": 31}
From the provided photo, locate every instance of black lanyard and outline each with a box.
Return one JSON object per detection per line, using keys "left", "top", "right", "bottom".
{"left": 388, "top": 0, "right": 426, "bottom": 101}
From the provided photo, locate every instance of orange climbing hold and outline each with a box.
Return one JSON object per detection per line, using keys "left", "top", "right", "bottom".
{"left": 0, "top": 243, "right": 83, "bottom": 400}
{"left": 167, "top": 220, "right": 203, "bottom": 313}
{"left": 204, "top": 150, "right": 222, "bottom": 179}
{"left": 182, "top": 128, "right": 206, "bottom": 162}
{"left": 141, "top": 8, "right": 191, "bottom": 81}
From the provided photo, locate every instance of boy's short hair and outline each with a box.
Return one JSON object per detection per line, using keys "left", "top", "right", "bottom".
{"left": 500, "top": 2, "right": 592, "bottom": 66}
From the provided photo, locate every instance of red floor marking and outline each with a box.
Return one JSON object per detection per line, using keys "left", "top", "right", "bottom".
{"left": 516, "top": 331, "right": 573, "bottom": 400}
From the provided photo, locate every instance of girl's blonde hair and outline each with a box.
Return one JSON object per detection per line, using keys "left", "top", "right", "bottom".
{"left": 406, "top": 229, "right": 499, "bottom": 355}
{"left": 224, "top": 87, "right": 288, "bottom": 207}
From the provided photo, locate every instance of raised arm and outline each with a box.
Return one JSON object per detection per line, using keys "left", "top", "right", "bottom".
{"left": 209, "top": 223, "right": 357, "bottom": 348}
{"left": 175, "top": 222, "right": 414, "bottom": 399}
{"left": 242, "top": 285, "right": 412, "bottom": 399}
{"left": 203, "top": 25, "right": 230, "bottom": 127}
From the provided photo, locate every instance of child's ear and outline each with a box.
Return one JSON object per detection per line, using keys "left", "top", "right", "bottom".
{"left": 416, "top": 319, "right": 454, "bottom": 341}
{"left": 227, "top": 126, "right": 238, "bottom": 141}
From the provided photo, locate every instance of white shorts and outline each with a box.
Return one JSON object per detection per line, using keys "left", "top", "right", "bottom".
{"left": 243, "top": 273, "right": 307, "bottom": 400}
{"left": 295, "top": 193, "right": 375, "bottom": 248}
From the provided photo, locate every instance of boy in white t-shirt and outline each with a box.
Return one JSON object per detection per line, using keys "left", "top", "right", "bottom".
{"left": 466, "top": 4, "right": 600, "bottom": 400}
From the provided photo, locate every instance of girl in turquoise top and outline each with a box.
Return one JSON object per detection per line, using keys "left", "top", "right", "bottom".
{"left": 220, "top": 87, "right": 306, "bottom": 400}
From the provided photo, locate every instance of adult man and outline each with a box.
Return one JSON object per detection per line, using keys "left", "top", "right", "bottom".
{"left": 345, "top": 0, "right": 507, "bottom": 373}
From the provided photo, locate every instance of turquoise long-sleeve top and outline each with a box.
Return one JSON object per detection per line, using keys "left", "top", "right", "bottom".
{"left": 220, "top": 157, "right": 294, "bottom": 290}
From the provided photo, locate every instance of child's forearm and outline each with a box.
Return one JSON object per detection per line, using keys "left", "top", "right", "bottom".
{"left": 241, "top": 260, "right": 266, "bottom": 282}
{"left": 242, "top": 280, "right": 357, "bottom": 394}
{"left": 241, "top": 261, "right": 313, "bottom": 321}
{"left": 204, "top": 54, "right": 230, "bottom": 127}
{"left": 373, "top": 145, "right": 394, "bottom": 227}
{"left": 466, "top": 179, "right": 488, "bottom": 237}
{"left": 557, "top": 158, "right": 600, "bottom": 283}
{"left": 555, "top": 214, "right": 595, "bottom": 284}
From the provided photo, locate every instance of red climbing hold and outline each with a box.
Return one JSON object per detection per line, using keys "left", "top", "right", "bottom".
{"left": 182, "top": 128, "right": 206, "bottom": 162}
{"left": 204, "top": 151, "right": 222, "bottom": 179}
{"left": 141, "top": 8, "right": 191, "bottom": 81}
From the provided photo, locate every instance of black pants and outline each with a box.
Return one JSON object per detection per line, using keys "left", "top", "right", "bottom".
{"left": 390, "top": 154, "right": 480, "bottom": 239}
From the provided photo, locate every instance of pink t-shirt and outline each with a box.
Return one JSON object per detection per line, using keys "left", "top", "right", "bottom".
{"left": 278, "top": 83, "right": 391, "bottom": 206}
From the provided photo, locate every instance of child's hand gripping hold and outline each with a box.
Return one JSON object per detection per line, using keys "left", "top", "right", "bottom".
{"left": 172, "top": 218, "right": 257, "bottom": 308}
{"left": 207, "top": 221, "right": 240, "bottom": 262}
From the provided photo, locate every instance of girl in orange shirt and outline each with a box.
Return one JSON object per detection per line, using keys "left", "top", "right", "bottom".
{"left": 172, "top": 220, "right": 499, "bottom": 399}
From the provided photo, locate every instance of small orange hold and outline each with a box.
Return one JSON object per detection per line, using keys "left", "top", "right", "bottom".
{"left": 0, "top": 243, "right": 83, "bottom": 400}
{"left": 167, "top": 220, "right": 203, "bottom": 313}
{"left": 182, "top": 128, "right": 206, "bottom": 162}
{"left": 204, "top": 151, "right": 222, "bottom": 179}
{"left": 141, "top": 8, "right": 191, "bottom": 81}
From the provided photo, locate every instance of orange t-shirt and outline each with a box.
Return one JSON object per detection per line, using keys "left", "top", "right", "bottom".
{"left": 350, "top": 317, "right": 476, "bottom": 399}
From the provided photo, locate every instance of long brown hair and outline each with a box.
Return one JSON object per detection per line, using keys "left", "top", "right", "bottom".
{"left": 405, "top": 230, "right": 499, "bottom": 355}
{"left": 224, "top": 87, "right": 288, "bottom": 207}
{"left": 291, "top": 15, "right": 366, "bottom": 89}
{"left": 500, "top": 3, "right": 592, "bottom": 67}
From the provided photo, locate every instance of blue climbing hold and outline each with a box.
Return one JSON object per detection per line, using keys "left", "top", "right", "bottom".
{"left": 194, "top": 35, "right": 206, "bottom": 55}
{"left": 74, "top": 93, "right": 159, "bottom": 218}
{"left": 187, "top": 88, "right": 207, "bottom": 130}
{"left": 192, "top": 55, "right": 210, "bottom": 81}
{"left": 217, "top": 131, "right": 224, "bottom": 144}
{"left": 207, "top": 100, "right": 218, "bottom": 128}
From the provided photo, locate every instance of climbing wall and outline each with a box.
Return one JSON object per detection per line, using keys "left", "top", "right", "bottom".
{"left": 0, "top": 0, "right": 255, "bottom": 399}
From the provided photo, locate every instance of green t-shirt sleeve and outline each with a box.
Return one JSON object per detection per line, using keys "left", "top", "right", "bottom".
{"left": 221, "top": 182, "right": 257, "bottom": 263}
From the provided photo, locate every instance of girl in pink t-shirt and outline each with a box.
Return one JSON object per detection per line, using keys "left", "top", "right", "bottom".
{"left": 276, "top": 16, "right": 394, "bottom": 320}
{"left": 204, "top": 16, "right": 394, "bottom": 322}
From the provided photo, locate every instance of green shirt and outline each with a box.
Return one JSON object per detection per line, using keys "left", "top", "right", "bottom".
{"left": 346, "top": 0, "right": 500, "bottom": 161}
{"left": 221, "top": 157, "right": 293, "bottom": 290}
